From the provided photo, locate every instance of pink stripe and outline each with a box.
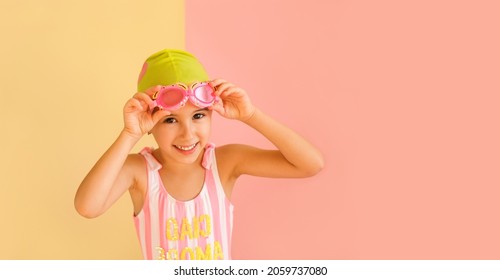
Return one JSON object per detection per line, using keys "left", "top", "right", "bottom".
{"left": 195, "top": 196, "right": 207, "bottom": 252}
{"left": 205, "top": 169, "right": 223, "bottom": 258}
{"left": 143, "top": 191, "right": 152, "bottom": 260}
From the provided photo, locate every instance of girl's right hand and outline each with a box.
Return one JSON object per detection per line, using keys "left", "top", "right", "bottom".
{"left": 122, "top": 86, "right": 171, "bottom": 139}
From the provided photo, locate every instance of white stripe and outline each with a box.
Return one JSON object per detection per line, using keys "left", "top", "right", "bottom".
{"left": 185, "top": 200, "right": 196, "bottom": 250}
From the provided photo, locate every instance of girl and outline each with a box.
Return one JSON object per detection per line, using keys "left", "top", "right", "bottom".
{"left": 75, "top": 49, "right": 323, "bottom": 260}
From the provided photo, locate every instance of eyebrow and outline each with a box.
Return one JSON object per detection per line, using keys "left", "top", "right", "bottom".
{"left": 167, "top": 108, "right": 209, "bottom": 117}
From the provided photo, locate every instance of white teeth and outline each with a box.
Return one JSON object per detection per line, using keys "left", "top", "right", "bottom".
{"left": 175, "top": 143, "right": 197, "bottom": 151}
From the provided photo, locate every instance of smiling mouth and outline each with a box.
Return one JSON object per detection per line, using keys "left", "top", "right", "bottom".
{"left": 174, "top": 143, "right": 198, "bottom": 151}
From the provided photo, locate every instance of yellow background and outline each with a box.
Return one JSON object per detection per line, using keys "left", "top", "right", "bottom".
{"left": 0, "top": 0, "right": 184, "bottom": 259}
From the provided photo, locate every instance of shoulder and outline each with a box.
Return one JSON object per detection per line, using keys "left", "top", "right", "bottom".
{"left": 215, "top": 144, "right": 252, "bottom": 161}
{"left": 213, "top": 144, "right": 252, "bottom": 198}
{"left": 125, "top": 151, "right": 148, "bottom": 203}
{"left": 124, "top": 152, "right": 148, "bottom": 187}
{"left": 215, "top": 144, "right": 266, "bottom": 158}
{"left": 126, "top": 152, "right": 146, "bottom": 169}
{"left": 214, "top": 144, "right": 260, "bottom": 177}
{"left": 122, "top": 152, "right": 148, "bottom": 215}
{"left": 214, "top": 144, "right": 242, "bottom": 178}
{"left": 215, "top": 144, "right": 242, "bottom": 154}
{"left": 214, "top": 145, "right": 236, "bottom": 169}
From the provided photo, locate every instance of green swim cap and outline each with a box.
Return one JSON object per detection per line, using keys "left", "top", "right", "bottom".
{"left": 137, "top": 49, "right": 209, "bottom": 92}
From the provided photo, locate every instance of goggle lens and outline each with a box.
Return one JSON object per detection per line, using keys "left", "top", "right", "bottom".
{"left": 193, "top": 85, "right": 215, "bottom": 104}
{"left": 157, "top": 88, "right": 185, "bottom": 108}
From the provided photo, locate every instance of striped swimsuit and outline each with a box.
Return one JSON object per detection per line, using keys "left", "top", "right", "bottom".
{"left": 133, "top": 143, "right": 234, "bottom": 260}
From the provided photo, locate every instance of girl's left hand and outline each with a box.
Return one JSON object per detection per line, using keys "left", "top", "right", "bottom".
{"left": 209, "top": 79, "right": 257, "bottom": 122}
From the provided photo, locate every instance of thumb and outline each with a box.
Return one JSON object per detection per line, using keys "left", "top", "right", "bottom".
{"left": 151, "top": 109, "right": 171, "bottom": 124}
{"left": 209, "top": 101, "right": 225, "bottom": 116}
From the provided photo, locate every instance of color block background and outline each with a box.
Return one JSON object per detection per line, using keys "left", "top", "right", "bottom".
{"left": 1, "top": 0, "right": 500, "bottom": 259}
{"left": 0, "top": 0, "right": 184, "bottom": 259}
{"left": 186, "top": 0, "right": 500, "bottom": 259}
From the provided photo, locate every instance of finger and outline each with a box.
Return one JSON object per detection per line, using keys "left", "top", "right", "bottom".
{"left": 124, "top": 98, "right": 144, "bottom": 113}
{"left": 150, "top": 106, "right": 160, "bottom": 115}
{"left": 214, "top": 82, "right": 236, "bottom": 97}
{"left": 143, "top": 85, "right": 164, "bottom": 98}
{"left": 209, "top": 78, "right": 227, "bottom": 92}
{"left": 208, "top": 102, "right": 225, "bottom": 115}
{"left": 219, "top": 85, "right": 245, "bottom": 100}
{"left": 133, "top": 92, "right": 155, "bottom": 109}
{"left": 209, "top": 78, "right": 227, "bottom": 87}
{"left": 133, "top": 91, "right": 154, "bottom": 102}
{"left": 152, "top": 107, "right": 171, "bottom": 117}
{"left": 209, "top": 97, "right": 223, "bottom": 108}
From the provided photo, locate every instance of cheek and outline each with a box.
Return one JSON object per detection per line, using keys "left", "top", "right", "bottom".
{"left": 196, "top": 120, "right": 212, "bottom": 138}
{"left": 152, "top": 126, "right": 176, "bottom": 142}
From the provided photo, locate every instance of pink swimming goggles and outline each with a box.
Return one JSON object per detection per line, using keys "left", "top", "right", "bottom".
{"left": 150, "top": 82, "right": 217, "bottom": 111}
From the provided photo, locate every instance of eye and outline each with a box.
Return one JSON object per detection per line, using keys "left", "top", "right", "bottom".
{"left": 163, "top": 117, "right": 177, "bottom": 124}
{"left": 193, "top": 113, "right": 205, "bottom": 120}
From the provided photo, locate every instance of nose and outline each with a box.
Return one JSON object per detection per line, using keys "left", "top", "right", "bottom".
{"left": 179, "top": 120, "right": 195, "bottom": 140}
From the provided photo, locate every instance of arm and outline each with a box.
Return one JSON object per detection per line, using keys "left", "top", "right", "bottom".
{"left": 209, "top": 79, "right": 324, "bottom": 179}
{"left": 75, "top": 88, "right": 170, "bottom": 218}
{"left": 74, "top": 132, "right": 139, "bottom": 218}
{"left": 239, "top": 108, "right": 323, "bottom": 177}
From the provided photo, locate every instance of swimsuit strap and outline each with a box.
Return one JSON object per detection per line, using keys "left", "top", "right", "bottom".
{"left": 202, "top": 143, "right": 216, "bottom": 170}
{"left": 139, "top": 147, "right": 162, "bottom": 171}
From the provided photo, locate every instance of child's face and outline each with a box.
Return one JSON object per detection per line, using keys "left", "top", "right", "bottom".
{"left": 151, "top": 102, "right": 212, "bottom": 165}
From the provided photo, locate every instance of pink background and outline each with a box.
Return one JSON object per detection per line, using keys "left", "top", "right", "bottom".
{"left": 187, "top": 0, "right": 500, "bottom": 259}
